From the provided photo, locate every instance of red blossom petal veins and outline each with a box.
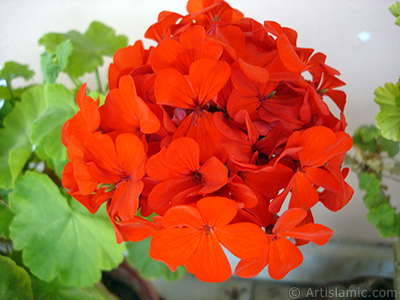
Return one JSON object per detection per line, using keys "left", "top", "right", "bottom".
{"left": 196, "top": 196, "right": 237, "bottom": 227}
{"left": 150, "top": 227, "right": 203, "bottom": 266}
{"left": 284, "top": 223, "right": 333, "bottom": 246}
{"left": 268, "top": 235, "right": 303, "bottom": 280}
{"left": 184, "top": 232, "right": 232, "bottom": 282}
{"left": 146, "top": 137, "right": 200, "bottom": 180}
{"left": 154, "top": 68, "right": 196, "bottom": 109}
{"left": 272, "top": 208, "right": 307, "bottom": 234}
{"left": 189, "top": 59, "right": 231, "bottom": 107}
{"left": 161, "top": 204, "right": 204, "bottom": 228}
{"left": 214, "top": 222, "right": 267, "bottom": 260}
{"left": 234, "top": 246, "right": 270, "bottom": 278}
{"left": 198, "top": 157, "right": 228, "bottom": 194}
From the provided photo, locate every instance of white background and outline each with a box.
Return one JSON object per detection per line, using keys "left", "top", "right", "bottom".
{"left": 1, "top": 0, "right": 400, "bottom": 243}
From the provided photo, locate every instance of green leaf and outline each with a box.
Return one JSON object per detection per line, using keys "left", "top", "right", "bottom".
{"left": 359, "top": 172, "right": 380, "bottom": 194}
{"left": 0, "top": 99, "right": 13, "bottom": 125}
{"left": 352, "top": 125, "right": 380, "bottom": 152}
{"left": 0, "top": 86, "right": 46, "bottom": 189}
{"left": 374, "top": 80, "right": 400, "bottom": 141}
{"left": 389, "top": 2, "right": 400, "bottom": 26}
{"left": 31, "top": 84, "right": 77, "bottom": 161}
{"left": 0, "top": 201, "right": 13, "bottom": 238}
{"left": 41, "top": 52, "right": 61, "bottom": 84}
{"left": 359, "top": 172, "right": 389, "bottom": 209}
{"left": 0, "top": 255, "right": 34, "bottom": 300}
{"left": 41, "top": 40, "right": 73, "bottom": 84}
{"left": 0, "top": 61, "right": 35, "bottom": 83}
{"left": 0, "top": 86, "right": 12, "bottom": 100}
{"left": 56, "top": 40, "right": 73, "bottom": 70}
{"left": 366, "top": 203, "right": 397, "bottom": 238}
{"left": 9, "top": 171, "right": 125, "bottom": 287}
{"left": 31, "top": 277, "right": 112, "bottom": 300}
{"left": 363, "top": 193, "right": 387, "bottom": 210}
{"left": 126, "top": 238, "right": 186, "bottom": 281}
{"left": 39, "top": 21, "right": 128, "bottom": 78}
{"left": 378, "top": 136, "right": 400, "bottom": 157}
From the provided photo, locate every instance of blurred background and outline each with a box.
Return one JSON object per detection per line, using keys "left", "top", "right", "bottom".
{"left": 1, "top": 0, "right": 399, "bottom": 287}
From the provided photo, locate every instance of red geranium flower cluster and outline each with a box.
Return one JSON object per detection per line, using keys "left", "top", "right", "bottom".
{"left": 62, "top": 0, "right": 353, "bottom": 282}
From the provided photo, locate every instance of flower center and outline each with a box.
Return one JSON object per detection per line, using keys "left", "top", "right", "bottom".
{"left": 203, "top": 224, "right": 213, "bottom": 236}
{"left": 191, "top": 171, "right": 203, "bottom": 185}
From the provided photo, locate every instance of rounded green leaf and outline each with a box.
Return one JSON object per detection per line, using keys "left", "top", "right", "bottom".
{"left": 374, "top": 81, "right": 400, "bottom": 142}
{"left": 0, "top": 200, "right": 13, "bottom": 238}
{"left": 9, "top": 171, "right": 125, "bottom": 287}
{"left": 31, "top": 84, "right": 77, "bottom": 161}
{"left": 31, "top": 277, "right": 112, "bottom": 300}
{"left": 0, "top": 255, "right": 34, "bottom": 300}
{"left": 0, "top": 86, "right": 46, "bottom": 189}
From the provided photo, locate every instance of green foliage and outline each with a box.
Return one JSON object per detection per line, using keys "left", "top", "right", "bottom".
{"left": 31, "top": 277, "right": 112, "bottom": 300}
{"left": 358, "top": 171, "right": 400, "bottom": 239}
{"left": 0, "top": 201, "right": 13, "bottom": 239}
{"left": 367, "top": 203, "right": 397, "bottom": 238}
{"left": 9, "top": 172, "right": 125, "bottom": 287}
{"left": 126, "top": 238, "right": 186, "bottom": 281}
{"left": 39, "top": 21, "right": 128, "bottom": 78}
{"left": 353, "top": 125, "right": 400, "bottom": 158}
{"left": 41, "top": 40, "right": 73, "bottom": 84}
{"left": 0, "top": 86, "right": 46, "bottom": 189}
{"left": 31, "top": 84, "right": 77, "bottom": 161}
{"left": 374, "top": 79, "right": 400, "bottom": 142}
{"left": 390, "top": 2, "right": 400, "bottom": 25}
{"left": 0, "top": 255, "right": 34, "bottom": 300}
{"left": 359, "top": 172, "right": 387, "bottom": 209}
{"left": 0, "top": 61, "right": 35, "bottom": 84}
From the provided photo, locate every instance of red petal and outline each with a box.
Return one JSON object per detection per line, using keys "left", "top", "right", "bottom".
{"left": 154, "top": 68, "right": 195, "bottom": 109}
{"left": 268, "top": 235, "right": 303, "bottom": 280}
{"left": 115, "top": 133, "right": 146, "bottom": 176}
{"left": 234, "top": 246, "right": 269, "bottom": 278}
{"left": 196, "top": 197, "right": 237, "bottom": 227}
{"left": 147, "top": 177, "right": 197, "bottom": 215}
{"left": 108, "top": 179, "right": 143, "bottom": 222}
{"left": 198, "top": 156, "right": 228, "bottom": 194}
{"left": 150, "top": 227, "right": 202, "bottom": 266}
{"left": 184, "top": 233, "right": 232, "bottom": 282}
{"left": 215, "top": 222, "right": 267, "bottom": 260}
{"left": 284, "top": 223, "right": 333, "bottom": 246}
{"left": 289, "top": 172, "right": 320, "bottom": 210}
{"left": 161, "top": 204, "right": 203, "bottom": 229}
{"left": 272, "top": 208, "right": 307, "bottom": 234}
{"left": 146, "top": 137, "right": 200, "bottom": 181}
{"left": 276, "top": 34, "right": 305, "bottom": 72}
{"left": 189, "top": 59, "right": 231, "bottom": 107}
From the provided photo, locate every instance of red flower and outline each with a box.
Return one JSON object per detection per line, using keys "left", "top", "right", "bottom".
{"left": 108, "top": 40, "right": 152, "bottom": 90}
{"left": 100, "top": 75, "right": 160, "bottom": 136}
{"left": 235, "top": 208, "right": 333, "bottom": 280}
{"left": 61, "top": 0, "right": 353, "bottom": 282}
{"left": 61, "top": 83, "right": 100, "bottom": 147}
{"left": 150, "top": 196, "right": 266, "bottom": 282}
{"left": 146, "top": 137, "right": 228, "bottom": 215}
{"left": 269, "top": 126, "right": 352, "bottom": 213}
{"left": 155, "top": 58, "right": 231, "bottom": 163}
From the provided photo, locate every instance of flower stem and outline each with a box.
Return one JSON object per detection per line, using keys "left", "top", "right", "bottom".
{"left": 6, "top": 79, "right": 15, "bottom": 105}
{"left": 393, "top": 237, "right": 400, "bottom": 299}
{"left": 95, "top": 68, "right": 103, "bottom": 94}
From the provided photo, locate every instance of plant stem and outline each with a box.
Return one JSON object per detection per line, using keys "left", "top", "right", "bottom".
{"left": 6, "top": 79, "right": 15, "bottom": 105}
{"left": 95, "top": 68, "right": 103, "bottom": 94}
{"left": 68, "top": 74, "right": 82, "bottom": 89}
{"left": 393, "top": 237, "right": 400, "bottom": 299}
